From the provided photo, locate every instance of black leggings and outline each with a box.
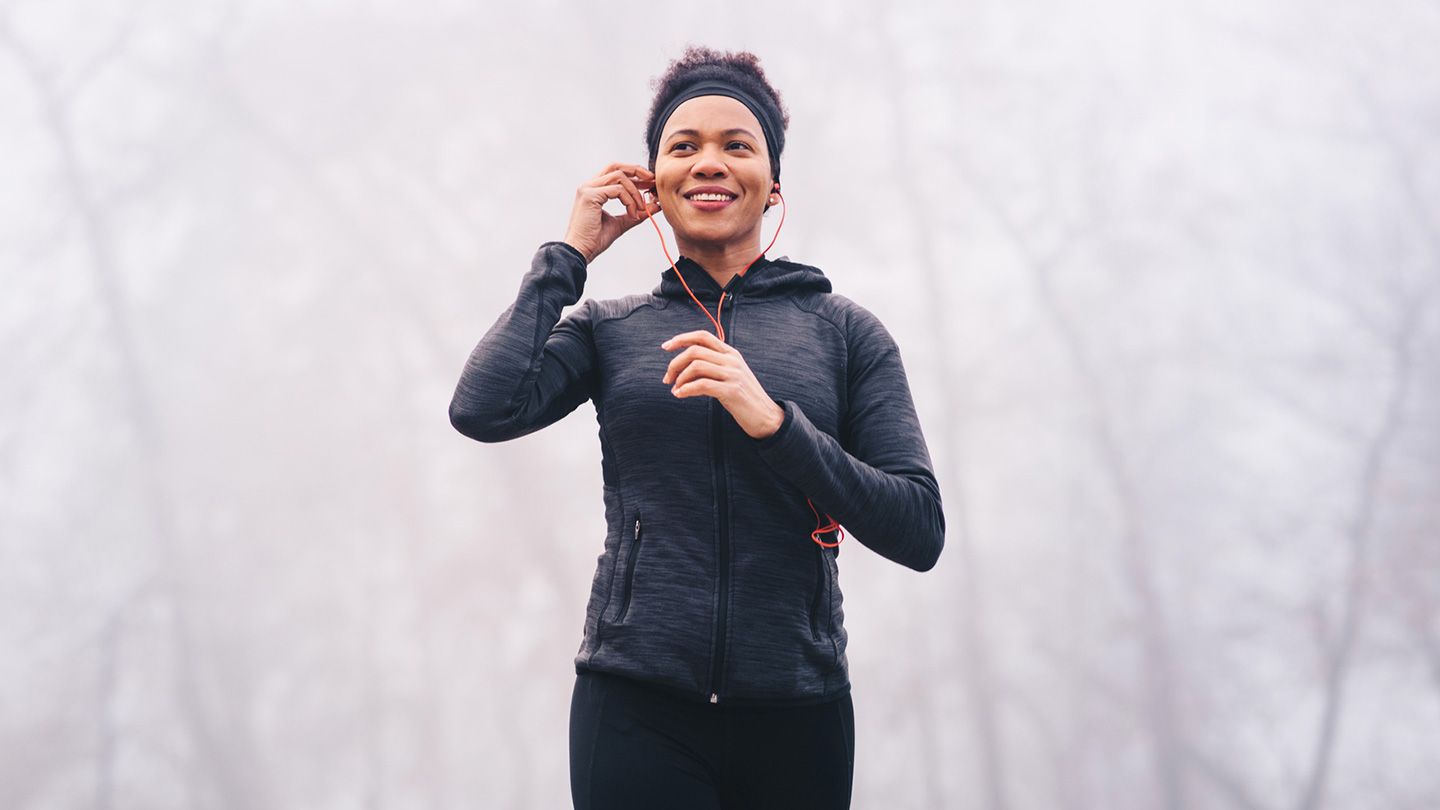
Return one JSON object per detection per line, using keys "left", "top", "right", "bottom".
{"left": 569, "top": 669, "right": 855, "bottom": 809}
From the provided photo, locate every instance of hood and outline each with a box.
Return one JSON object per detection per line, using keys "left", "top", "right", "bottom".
{"left": 653, "top": 254, "right": 833, "bottom": 303}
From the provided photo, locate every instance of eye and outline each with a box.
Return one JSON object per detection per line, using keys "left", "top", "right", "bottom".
{"left": 670, "top": 142, "right": 695, "bottom": 153}
{"left": 727, "top": 141, "right": 753, "bottom": 151}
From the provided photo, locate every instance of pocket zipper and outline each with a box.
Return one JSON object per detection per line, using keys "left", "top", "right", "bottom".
{"left": 809, "top": 544, "right": 827, "bottom": 642}
{"left": 616, "top": 514, "right": 642, "bottom": 623}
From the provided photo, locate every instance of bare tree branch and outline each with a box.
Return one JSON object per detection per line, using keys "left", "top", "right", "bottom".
{"left": 1294, "top": 290, "right": 1427, "bottom": 810}
{"left": 0, "top": 12, "right": 270, "bottom": 809}
{"left": 868, "top": 6, "right": 1010, "bottom": 809}
{"left": 952, "top": 89, "right": 1192, "bottom": 809}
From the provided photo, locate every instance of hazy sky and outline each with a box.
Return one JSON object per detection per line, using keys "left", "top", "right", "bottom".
{"left": 3, "top": 1, "right": 1438, "bottom": 808}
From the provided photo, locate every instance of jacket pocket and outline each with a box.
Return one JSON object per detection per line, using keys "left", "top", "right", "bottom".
{"left": 616, "top": 511, "right": 643, "bottom": 624}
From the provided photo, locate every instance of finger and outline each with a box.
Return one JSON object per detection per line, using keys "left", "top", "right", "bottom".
{"left": 671, "top": 379, "right": 712, "bottom": 398}
{"left": 671, "top": 376, "right": 715, "bottom": 399}
{"left": 670, "top": 359, "right": 731, "bottom": 391}
{"left": 604, "top": 170, "right": 645, "bottom": 214}
{"left": 599, "top": 162, "right": 654, "bottom": 180}
{"left": 661, "top": 331, "right": 729, "bottom": 352}
{"left": 583, "top": 169, "right": 648, "bottom": 193}
{"left": 617, "top": 198, "right": 663, "bottom": 233}
{"left": 594, "top": 165, "right": 655, "bottom": 194}
{"left": 663, "top": 346, "right": 730, "bottom": 384}
{"left": 582, "top": 172, "right": 639, "bottom": 206}
{"left": 583, "top": 183, "right": 639, "bottom": 215}
{"left": 617, "top": 174, "right": 645, "bottom": 218}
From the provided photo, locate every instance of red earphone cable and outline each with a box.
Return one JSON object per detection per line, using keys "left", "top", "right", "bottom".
{"left": 645, "top": 185, "right": 786, "bottom": 343}
{"left": 644, "top": 185, "right": 842, "bottom": 547}
{"left": 808, "top": 498, "right": 845, "bottom": 548}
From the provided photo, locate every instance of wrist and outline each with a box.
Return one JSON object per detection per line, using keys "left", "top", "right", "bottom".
{"left": 562, "top": 235, "right": 594, "bottom": 264}
{"left": 756, "top": 400, "right": 785, "bottom": 440}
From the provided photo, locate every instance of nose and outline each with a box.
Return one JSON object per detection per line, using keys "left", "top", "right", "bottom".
{"left": 690, "top": 144, "right": 728, "bottom": 178}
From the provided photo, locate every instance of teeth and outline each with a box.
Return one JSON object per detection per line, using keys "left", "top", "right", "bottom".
{"left": 689, "top": 193, "right": 735, "bottom": 202}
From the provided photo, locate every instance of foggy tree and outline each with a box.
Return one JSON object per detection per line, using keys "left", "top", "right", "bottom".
{"left": 2, "top": 2, "right": 1438, "bottom": 809}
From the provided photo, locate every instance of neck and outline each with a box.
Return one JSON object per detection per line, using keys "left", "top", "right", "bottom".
{"left": 675, "top": 233, "right": 764, "bottom": 291}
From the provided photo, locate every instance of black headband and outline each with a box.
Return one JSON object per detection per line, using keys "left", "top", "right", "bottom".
{"left": 647, "top": 78, "right": 784, "bottom": 184}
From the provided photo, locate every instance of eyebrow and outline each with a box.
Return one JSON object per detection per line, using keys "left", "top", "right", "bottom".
{"left": 664, "top": 127, "right": 760, "bottom": 145}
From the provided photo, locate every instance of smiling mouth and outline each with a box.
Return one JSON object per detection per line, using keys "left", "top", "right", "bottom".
{"left": 685, "top": 191, "right": 738, "bottom": 210}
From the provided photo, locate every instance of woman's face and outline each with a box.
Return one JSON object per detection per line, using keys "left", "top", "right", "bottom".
{"left": 654, "top": 95, "right": 773, "bottom": 250}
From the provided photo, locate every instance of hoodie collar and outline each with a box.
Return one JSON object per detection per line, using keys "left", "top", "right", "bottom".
{"left": 654, "top": 254, "right": 833, "bottom": 302}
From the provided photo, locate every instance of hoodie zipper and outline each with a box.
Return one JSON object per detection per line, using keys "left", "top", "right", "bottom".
{"left": 707, "top": 290, "right": 738, "bottom": 704}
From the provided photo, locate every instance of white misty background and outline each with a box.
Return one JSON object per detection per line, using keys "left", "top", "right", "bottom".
{"left": 2, "top": 1, "right": 1438, "bottom": 809}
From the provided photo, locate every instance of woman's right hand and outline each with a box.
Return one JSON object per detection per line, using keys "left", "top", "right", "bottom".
{"left": 563, "top": 163, "right": 661, "bottom": 264}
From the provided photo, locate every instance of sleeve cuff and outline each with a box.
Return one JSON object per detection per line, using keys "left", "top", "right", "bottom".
{"left": 755, "top": 398, "right": 798, "bottom": 452}
{"left": 542, "top": 240, "right": 589, "bottom": 266}
{"left": 752, "top": 399, "right": 830, "bottom": 498}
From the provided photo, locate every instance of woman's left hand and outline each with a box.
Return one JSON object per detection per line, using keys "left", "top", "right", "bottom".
{"left": 661, "top": 331, "right": 785, "bottom": 440}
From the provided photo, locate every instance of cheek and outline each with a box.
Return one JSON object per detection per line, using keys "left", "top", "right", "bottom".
{"left": 748, "top": 170, "right": 773, "bottom": 199}
{"left": 656, "top": 172, "right": 685, "bottom": 203}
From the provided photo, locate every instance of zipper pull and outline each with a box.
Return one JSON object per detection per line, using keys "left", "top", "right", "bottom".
{"left": 635, "top": 517, "right": 641, "bottom": 538}
{"left": 710, "top": 693, "right": 719, "bottom": 704}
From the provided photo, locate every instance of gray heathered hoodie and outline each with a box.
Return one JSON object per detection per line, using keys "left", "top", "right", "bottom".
{"left": 449, "top": 240, "right": 944, "bottom": 707}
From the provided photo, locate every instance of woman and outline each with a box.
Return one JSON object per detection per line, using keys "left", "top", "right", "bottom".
{"left": 449, "top": 46, "right": 944, "bottom": 810}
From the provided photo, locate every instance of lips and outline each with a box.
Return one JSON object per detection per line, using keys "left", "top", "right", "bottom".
{"left": 684, "top": 185, "right": 739, "bottom": 200}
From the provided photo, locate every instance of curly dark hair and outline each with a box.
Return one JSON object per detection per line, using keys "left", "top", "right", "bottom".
{"left": 644, "top": 45, "right": 791, "bottom": 180}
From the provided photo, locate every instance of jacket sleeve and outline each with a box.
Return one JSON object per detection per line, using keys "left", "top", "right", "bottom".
{"left": 752, "top": 304, "right": 945, "bottom": 572}
{"left": 448, "top": 241, "right": 598, "bottom": 442}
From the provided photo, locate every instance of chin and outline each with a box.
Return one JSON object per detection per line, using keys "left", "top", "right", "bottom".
{"left": 672, "top": 222, "right": 740, "bottom": 246}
